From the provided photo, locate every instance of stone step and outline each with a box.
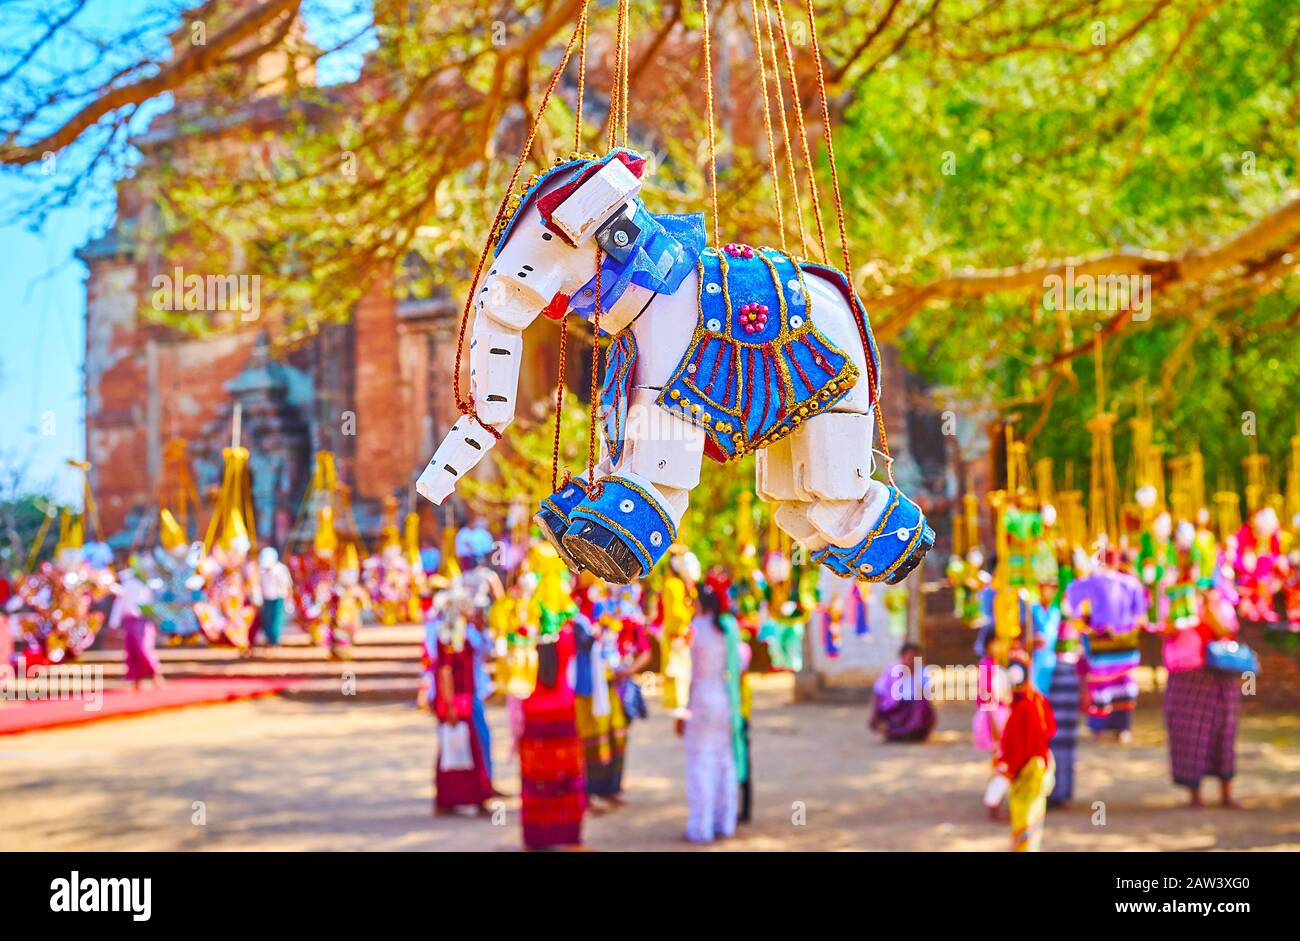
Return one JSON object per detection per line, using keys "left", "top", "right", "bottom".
{"left": 77, "top": 643, "right": 424, "bottom": 665}
{"left": 89, "top": 623, "right": 427, "bottom": 652}
{"left": 70, "top": 620, "right": 433, "bottom": 701}
{"left": 94, "top": 676, "right": 424, "bottom": 703}
{"left": 92, "top": 658, "right": 424, "bottom": 680}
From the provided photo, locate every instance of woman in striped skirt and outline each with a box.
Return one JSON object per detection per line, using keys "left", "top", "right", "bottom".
{"left": 574, "top": 613, "right": 629, "bottom": 809}
{"left": 1045, "top": 614, "right": 1082, "bottom": 806}
{"left": 1163, "top": 536, "right": 1243, "bottom": 808}
{"left": 1165, "top": 665, "right": 1241, "bottom": 807}
{"left": 519, "top": 625, "right": 586, "bottom": 848}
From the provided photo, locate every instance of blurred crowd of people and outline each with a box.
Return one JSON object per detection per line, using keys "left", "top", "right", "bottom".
{"left": 0, "top": 516, "right": 445, "bottom": 683}
{"left": 419, "top": 529, "right": 835, "bottom": 848}
{"left": 6, "top": 489, "right": 1293, "bottom": 853}
{"left": 923, "top": 499, "right": 1292, "bottom": 851}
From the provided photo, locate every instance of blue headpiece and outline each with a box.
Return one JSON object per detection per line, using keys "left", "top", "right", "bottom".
{"left": 490, "top": 148, "right": 705, "bottom": 323}
{"left": 567, "top": 205, "right": 705, "bottom": 322}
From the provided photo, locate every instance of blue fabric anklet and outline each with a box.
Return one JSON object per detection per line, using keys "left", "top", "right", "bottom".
{"left": 812, "top": 485, "right": 933, "bottom": 582}
{"left": 538, "top": 476, "right": 589, "bottom": 527}
{"left": 565, "top": 476, "right": 677, "bottom": 575}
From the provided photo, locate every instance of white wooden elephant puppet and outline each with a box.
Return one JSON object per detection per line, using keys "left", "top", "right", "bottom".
{"left": 417, "top": 148, "right": 933, "bottom": 586}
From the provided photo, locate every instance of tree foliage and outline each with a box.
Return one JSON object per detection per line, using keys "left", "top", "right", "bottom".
{"left": 827, "top": 0, "right": 1300, "bottom": 490}
{"left": 3, "top": 0, "right": 1297, "bottom": 494}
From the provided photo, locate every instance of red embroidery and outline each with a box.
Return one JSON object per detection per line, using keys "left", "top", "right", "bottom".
{"left": 755, "top": 349, "right": 771, "bottom": 431}
{"left": 705, "top": 339, "right": 726, "bottom": 394}
{"left": 788, "top": 347, "right": 815, "bottom": 395}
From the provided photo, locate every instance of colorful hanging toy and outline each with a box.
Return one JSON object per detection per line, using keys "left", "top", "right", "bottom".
{"left": 416, "top": 1, "right": 932, "bottom": 588}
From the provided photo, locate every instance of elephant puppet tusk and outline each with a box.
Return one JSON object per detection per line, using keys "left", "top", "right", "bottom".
{"left": 541, "top": 291, "right": 571, "bottom": 320}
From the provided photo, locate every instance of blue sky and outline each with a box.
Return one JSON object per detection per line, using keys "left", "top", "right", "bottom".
{"left": 0, "top": 196, "right": 92, "bottom": 502}
{"left": 0, "top": 0, "right": 373, "bottom": 505}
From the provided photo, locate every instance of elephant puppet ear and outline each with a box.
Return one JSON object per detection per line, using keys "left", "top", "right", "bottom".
{"left": 537, "top": 155, "right": 643, "bottom": 247}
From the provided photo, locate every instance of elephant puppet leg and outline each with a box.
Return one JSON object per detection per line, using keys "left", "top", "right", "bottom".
{"left": 758, "top": 432, "right": 827, "bottom": 553}
{"left": 759, "top": 412, "right": 933, "bottom": 584}
{"left": 562, "top": 390, "right": 704, "bottom": 584}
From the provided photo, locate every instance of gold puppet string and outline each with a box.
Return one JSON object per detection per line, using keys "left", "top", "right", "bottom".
{"left": 586, "top": 249, "right": 605, "bottom": 498}
{"left": 801, "top": 0, "right": 853, "bottom": 278}
{"left": 606, "top": 0, "right": 630, "bottom": 150}
{"left": 452, "top": 0, "right": 593, "bottom": 440}
{"left": 800, "top": 0, "right": 892, "bottom": 469}
{"left": 619, "top": 0, "right": 630, "bottom": 147}
{"left": 761, "top": 0, "right": 809, "bottom": 258}
{"left": 552, "top": 2, "right": 592, "bottom": 493}
{"left": 747, "top": 0, "right": 786, "bottom": 253}
{"left": 770, "top": 0, "right": 828, "bottom": 263}
{"left": 574, "top": 5, "right": 588, "bottom": 152}
{"left": 579, "top": 0, "right": 631, "bottom": 499}
{"left": 700, "top": 0, "right": 721, "bottom": 246}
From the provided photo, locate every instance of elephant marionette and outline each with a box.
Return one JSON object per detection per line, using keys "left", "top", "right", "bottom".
{"left": 418, "top": 148, "right": 933, "bottom": 586}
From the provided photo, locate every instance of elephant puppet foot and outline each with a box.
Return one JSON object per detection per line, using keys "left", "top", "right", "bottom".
{"left": 884, "top": 525, "right": 935, "bottom": 585}
{"left": 813, "top": 485, "right": 935, "bottom": 584}
{"left": 533, "top": 506, "right": 585, "bottom": 575}
{"left": 562, "top": 520, "right": 643, "bottom": 585}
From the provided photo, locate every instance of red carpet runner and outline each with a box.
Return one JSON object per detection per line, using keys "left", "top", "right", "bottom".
{"left": 0, "top": 677, "right": 302, "bottom": 735}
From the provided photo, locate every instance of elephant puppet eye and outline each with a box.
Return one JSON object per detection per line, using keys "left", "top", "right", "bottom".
{"left": 542, "top": 232, "right": 553, "bottom": 241}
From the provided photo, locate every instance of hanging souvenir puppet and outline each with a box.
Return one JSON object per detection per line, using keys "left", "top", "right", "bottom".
{"left": 656, "top": 543, "right": 699, "bottom": 712}
{"left": 148, "top": 510, "right": 204, "bottom": 644}
{"left": 820, "top": 579, "right": 870, "bottom": 660}
{"left": 293, "top": 506, "right": 340, "bottom": 646}
{"left": 195, "top": 445, "right": 258, "bottom": 650}
{"left": 328, "top": 544, "right": 371, "bottom": 658}
{"left": 729, "top": 494, "right": 768, "bottom": 655}
{"left": 371, "top": 534, "right": 414, "bottom": 626}
{"left": 1234, "top": 505, "right": 1284, "bottom": 623}
{"left": 8, "top": 518, "right": 113, "bottom": 664}
{"left": 756, "top": 540, "right": 805, "bottom": 672}
{"left": 415, "top": 145, "right": 933, "bottom": 588}
{"left": 10, "top": 463, "right": 117, "bottom": 663}
{"left": 1135, "top": 510, "right": 1175, "bottom": 626}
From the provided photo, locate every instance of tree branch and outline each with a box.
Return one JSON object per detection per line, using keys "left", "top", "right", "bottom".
{"left": 0, "top": 0, "right": 302, "bottom": 165}
{"left": 869, "top": 190, "right": 1300, "bottom": 339}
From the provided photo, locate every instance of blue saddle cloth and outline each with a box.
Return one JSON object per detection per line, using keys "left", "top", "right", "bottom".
{"left": 654, "top": 245, "right": 860, "bottom": 462}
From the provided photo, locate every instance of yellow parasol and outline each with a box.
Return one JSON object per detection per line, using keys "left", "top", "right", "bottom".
{"left": 203, "top": 445, "right": 255, "bottom": 553}
{"left": 404, "top": 512, "right": 422, "bottom": 568}
{"left": 159, "top": 508, "right": 188, "bottom": 552}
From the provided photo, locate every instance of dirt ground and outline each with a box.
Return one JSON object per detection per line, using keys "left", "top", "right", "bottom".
{"left": 2, "top": 674, "right": 1298, "bottom": 851}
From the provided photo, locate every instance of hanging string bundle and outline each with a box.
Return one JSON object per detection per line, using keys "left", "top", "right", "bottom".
{"left": 451, "top": 0, "right": 595, "bottom": 443}
{"left": 551, "top": 0, "right": 631, "bottom": 502}
{"left": 729, "top": 0, "right": 895, "bottom": 480}
{"left": 454, "top": 0, "right": 896, "bottom": 509}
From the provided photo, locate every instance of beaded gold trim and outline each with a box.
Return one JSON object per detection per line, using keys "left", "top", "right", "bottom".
{"left": 845, "top": 488, "right": 901, "bottom": 571}
{"left": 599, "top": 477, "right": 677, "bottom": 538}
